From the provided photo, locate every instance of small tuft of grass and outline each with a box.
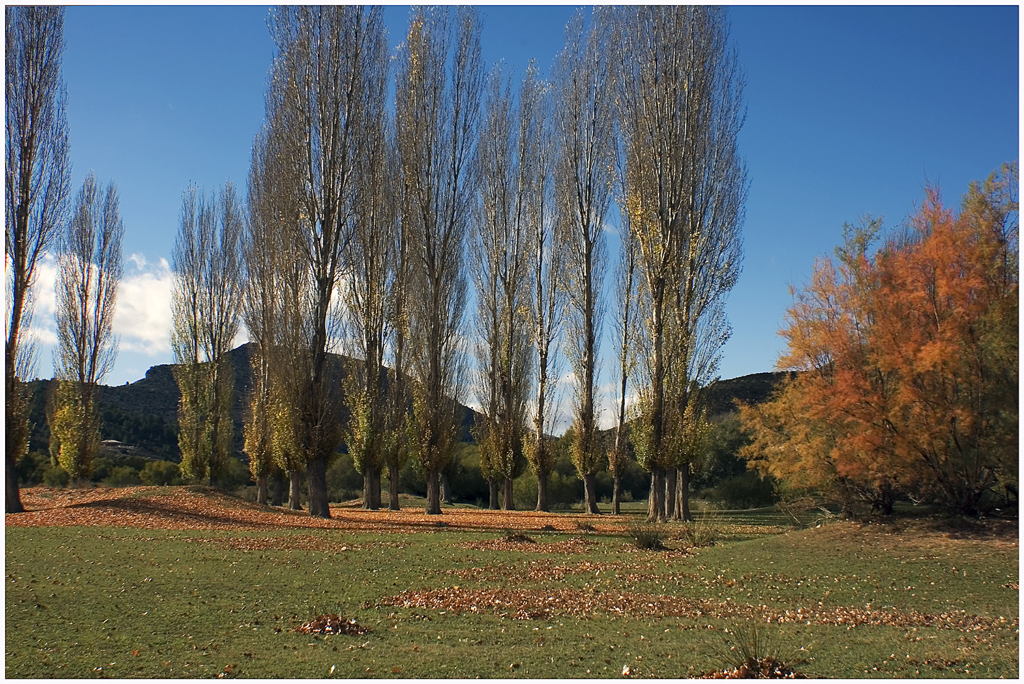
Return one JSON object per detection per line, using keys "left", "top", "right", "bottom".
{"left": 709, "top": 623, "right": 806, "bottom": 678}
{"left": 625, "top": 519, "right": 667, "bottom": 550}
{"left": 678, "top": 510, "right": 720, "bottom": 549}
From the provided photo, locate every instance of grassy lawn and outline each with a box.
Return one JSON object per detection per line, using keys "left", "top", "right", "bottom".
{"left": 5, "top": 491, "right": 1018, "bottom": 678}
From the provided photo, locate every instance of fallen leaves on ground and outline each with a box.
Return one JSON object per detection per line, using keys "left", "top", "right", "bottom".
{"left": 7, "top": 486, "right": 624, "bottom": 533}
{"left": 293, "top": 614, "right": 370, "bottom": 635}
{"left": 702, "top": 658, "right": 806, "bottom": 679}
{"left": 379, "top": 586, "right": 1018, "bottom": 631}
{"left": 458, "top": 536, "right": 595, "bottom": 553}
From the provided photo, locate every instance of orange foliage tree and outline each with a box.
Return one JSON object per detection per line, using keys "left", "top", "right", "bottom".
{"left": 741, "top": 164, "right": 1017, "bottom": 514}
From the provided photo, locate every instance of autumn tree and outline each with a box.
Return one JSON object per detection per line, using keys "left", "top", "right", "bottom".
{"left": 471, "top": 62, "right": 537, "bottom": 511}
{"left": 5, "top": 6, "right": 71, "bottom": 512}
{"left": 608, "top": 191, "right": 639, "bottom": 515}
{"left": 397, "top": 7, "right": 482, "bottom": 515}
{"left": 51, "top": 173, "right": 123, "bottom": 483}
{"left": 516, "top": 62, "right": 563, "bottom": 513}
{"left": 742, "top": 164, "right": 1018, "bottom": 515}
{"left": 243, "top": 116, "right": 296, "bottom": 506}
{"left": 266, "top": 6, "right": 388, "bottom": 518}
{"left": 341, "top": 29, "right": 394, "bottom": 511}
{"left": 171, "top": 183, "right": 243, "bottom": 486}
{"left": 616, "top": 6, "right": 745, "bottom": 521}
{"left": 554, "top": 8, "right": 616, "bottom": 514}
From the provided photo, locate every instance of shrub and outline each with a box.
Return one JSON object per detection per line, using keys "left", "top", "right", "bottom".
{"left": 625, "top": 519, "right": 667, "bottom": 550}
{"left": 42, "top": 464, "right": 70, "bottom": 488}
{"left": 17, "top": 451, "right": 50, "bottom": 486}
{"left": 139, "top": 460, "right": 182, "bottom": 486}
{"left": 103, "top": 466, "right": 141, "bottom": 487}
{"left": 706, "top": 471, "right": 777, "bottom": 509}
{"left": 217, "top": 456, "right": 254, "bottom": 490}
{"left": 326, "top": 453, "right": 363, "bottom": 503}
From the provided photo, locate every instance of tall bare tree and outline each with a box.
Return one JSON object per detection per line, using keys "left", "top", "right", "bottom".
{"left": 608, "top": 190, "right": 639, "bottom": 516}
{"left": 5, "top": 6, "right": 71, "bottom": 512}
{"left": 244, "top": 120, "right": 289, "bottom": 506}
{"left": 554, "top": 8, "right": 616, "bottom": 514}
{"left": 472, "top": 62, "right": 536, "bottom": 511}
{"left": 617, "top": 6, "right": 745, "bottom": 521}
{"left": 520, "top": 65, "right": 563, "bottom": 513}
{"left": 51, "top": 173, "right": 123, "bottom": 482}
{"left": 266, "top": 6, "right": 386, "bottom": 518}
{"left": 397, "top": 7, "right": 483, "bottom": 515}
{"left": 171, "top": 183, "right": 243, "bottom": 486}
{"left": 342, "top": 31, "right": 395, "bottom": 511}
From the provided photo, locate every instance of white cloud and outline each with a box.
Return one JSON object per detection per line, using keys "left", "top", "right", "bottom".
{"left": 31, "top": 253, "right": 59, "bottom": 320}
{"left": 127, "top": 252, "right": 148, "bottom": 270}
{"left": 114, "top": 256, "right": 173, "bottom": 356}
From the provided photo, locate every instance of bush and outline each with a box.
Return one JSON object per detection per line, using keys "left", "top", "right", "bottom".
{"left": 139, "top": 460, "right": 182, "bottom": 486}
{"left": 42, "top": 464, "right": 70, "bottom": 488}
{"left": 705, "top": 471, "right": 777, "bottom": 509}
{"left": 326, "top": 453, "right": 363, "bottom": 503}
{"left": 17, "top": 451, "right": 50, "bottom": 486}
{"left": 217, "top": 456, "right": 254, "bottom": 490}
{"left": 103, "top": 466, "right": 141, "bottom": 487}
{"left": 625, "top": 519, "right": 667, "bottom": 550}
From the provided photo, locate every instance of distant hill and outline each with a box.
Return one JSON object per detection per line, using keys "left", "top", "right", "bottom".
{"left": 702, "top": 371, "right": 791, "bottom": 418}
{"left": 26, "top": 343, "right": 483, "bottom": 461}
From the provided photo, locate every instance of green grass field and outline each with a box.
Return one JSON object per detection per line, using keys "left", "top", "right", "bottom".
{"left": 5, "top": 495, "right": 1018, "bottom": 678}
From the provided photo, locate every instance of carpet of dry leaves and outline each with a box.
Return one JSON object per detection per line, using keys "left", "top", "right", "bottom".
{"left": 6, "top": 485, "right": 627, "bottom": 535}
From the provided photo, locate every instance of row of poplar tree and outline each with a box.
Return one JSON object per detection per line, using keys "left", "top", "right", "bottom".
{"left": 6, "top": 6, "right": 746, "bottom": 522}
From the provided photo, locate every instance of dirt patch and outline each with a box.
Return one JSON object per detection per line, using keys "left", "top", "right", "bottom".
{"left": 379, "top": 586, "right": 1019, "bottom": 631}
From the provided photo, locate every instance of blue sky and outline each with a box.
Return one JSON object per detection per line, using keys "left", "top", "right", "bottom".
{"left": 30, "top": 4, "right": 1019, "bottom": 431}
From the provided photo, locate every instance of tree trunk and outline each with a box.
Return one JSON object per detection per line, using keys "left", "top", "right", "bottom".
{"left": 612, "top": 472, "right": 622, "bottom": 515}
{"left": 272, "top": 470, "right": 285, "bottom": 507}
{"left": 256, "top": 474, "right": 269, "bottom": 506}
{"left": 388, "top": 461, "right": 401, "bottom": 511}
{"left": 583, "top": 472, "right": 600, "bottom": 514}
{"left": 425, "top": 468, "right": 442, "bottom": 515}
{"left": 679, "top": 463, "right": 692, "bottom": 522}
{"left": 441, "top": 473, "right": 453, "bottom": 505}
{"left": 666, "top": 467, "right": 678, "bottom": 520}
{"left": 503, "top": 477, "right": 515, "bottom": 511}
{"left": 307, "top": 455, "right": 330, "bottom": 518}
{"left": 289, "top": 470, "right": 303, "bottom": 510}
{"left": 648, "top": 468, "right": 665, "bottom": 522}
{"left": 6, "top": 452, "right": 24, "bottom": 514}
{"left": 536, "top": 469, "right": 549, "bottom": 512}
{"left": 363, "top": 468, "right": 380, "bottom": 510}
{"left": 488, "top": 478, "right": 500, "bottom": 510}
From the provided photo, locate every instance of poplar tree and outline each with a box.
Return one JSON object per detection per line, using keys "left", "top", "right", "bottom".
{"left": 397, "top": 6, "right": 482, "bottom": 515}
{"left": 472, "top": 62, "right": 536, "bottom": 511}
{"left": 554, "top": 8, "right": 616, "bottom": 514}
{"left": 265, "top": 6, "right": 387, "bottom": 518}
{"left": 171, "top": 183, "right": 243, "bottom": 485}
{"left": 342, "top": 30, "right": 394, "bottom": 511}
{"left": 52, "top": 173, "right": 123, "bottom": 483}
{"left": 616, "top": 6, "right": 745, "bottom": 521}
{"left": 5, "top": 6, "right": 71, "bottom": 512}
